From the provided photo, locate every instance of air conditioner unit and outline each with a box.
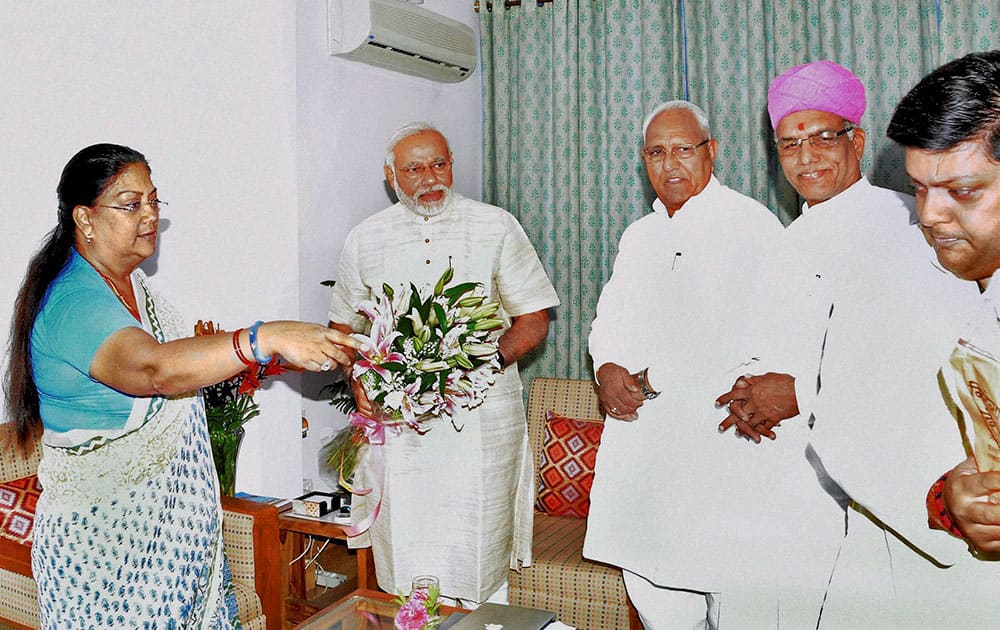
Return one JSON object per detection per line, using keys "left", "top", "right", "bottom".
{"left": 327, "top": 0, "right": 478, "bottom": 83}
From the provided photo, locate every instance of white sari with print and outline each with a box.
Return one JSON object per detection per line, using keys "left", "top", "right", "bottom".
{"left": 32, "top": 269, "right": 240, "bottom": 629}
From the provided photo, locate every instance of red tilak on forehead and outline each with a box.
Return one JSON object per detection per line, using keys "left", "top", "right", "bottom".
{"left": 797, "top": 122, "right": 805, "bottom": 131}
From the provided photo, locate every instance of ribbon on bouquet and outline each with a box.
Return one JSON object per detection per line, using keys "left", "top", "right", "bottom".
{"left": 340, "top": 410, "right": 398, "bottom": 537}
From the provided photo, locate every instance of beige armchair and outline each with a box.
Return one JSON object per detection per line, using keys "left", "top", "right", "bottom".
{"left": 0, "top": 423, "right": 282, "bottom": 630}
{"left": 508, "top": 378, "right": 640, "bottom": 630}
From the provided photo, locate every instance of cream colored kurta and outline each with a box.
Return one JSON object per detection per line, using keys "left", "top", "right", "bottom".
{"left": 586, "top": 177, "right": 843, "bottom": 627}
{"left": 328, "top": 193, "right": 559, "bottom": 602}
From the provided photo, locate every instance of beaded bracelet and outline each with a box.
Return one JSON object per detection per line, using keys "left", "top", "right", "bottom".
{"left": 248, "top": 320, "right": 272, "bottom": 364}
{"left": 926, "top": 472, "right": 964, "bottom": 539}
{"left": 232, "top": 328, "right": 255, "bottom": 367}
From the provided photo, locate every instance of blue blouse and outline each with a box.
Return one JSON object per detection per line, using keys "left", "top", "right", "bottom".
{"left": 31, "top": 250, "right": 142, "bottom": 434}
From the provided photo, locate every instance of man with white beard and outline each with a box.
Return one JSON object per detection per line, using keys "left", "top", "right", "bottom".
{"left": 327, "top": 122, "right": 559, "bottom": 606}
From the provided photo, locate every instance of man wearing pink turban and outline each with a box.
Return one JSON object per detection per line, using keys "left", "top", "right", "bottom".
{"left": 718, "top": 59, "right": 1000, "bottom": 627}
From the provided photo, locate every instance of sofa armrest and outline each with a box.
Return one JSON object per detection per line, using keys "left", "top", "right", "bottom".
{"left": 221, "top": 495, "right": 282, "bottom": 630}
{"left": 0, "top": 423, "right": 41, "bottom": 483}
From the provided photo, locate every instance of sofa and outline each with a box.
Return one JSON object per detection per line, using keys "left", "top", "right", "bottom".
{"left": 509, "top": 377, "right": 640, "bottom": 630}
{"left": 0, "top": 422, "right": 282, "bottom": 630}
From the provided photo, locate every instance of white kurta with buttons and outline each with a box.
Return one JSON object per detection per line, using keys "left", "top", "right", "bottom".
{"left": 328, "top": 193, "right": 559, "bottom": 602}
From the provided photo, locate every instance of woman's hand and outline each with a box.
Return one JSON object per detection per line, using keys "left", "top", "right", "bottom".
{"left": 91, "top": 320, "right": 360, "bottom": 397}
{"left": 257, "top": 321, "right": 359, "bottom": 372}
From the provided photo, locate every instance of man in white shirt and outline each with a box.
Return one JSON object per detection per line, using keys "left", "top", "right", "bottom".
{"left": 716, "top": 60, "right": 917, "bottom": 443}
{"left": 894, "top": 50, "right": 1000, "bottom": 553}
{"left": 586, "top": 101, "right": 840, "bottom": 629}
{"left": 328, "top": 122, "right": 559, "bottom": 605}
{"left": 720, "top": 58, "right": 1000, "bottom": 627}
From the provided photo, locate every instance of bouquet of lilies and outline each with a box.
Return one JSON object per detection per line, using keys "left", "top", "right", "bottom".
{"left": 325, "top": 267, "right": 503, "bottom": 489}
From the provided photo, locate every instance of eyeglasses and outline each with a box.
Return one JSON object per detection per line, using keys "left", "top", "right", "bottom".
{"left": 775, "top": 126, "right": 854, "bottom": 155}
{"left": 397, "top": 158, "right": 453, "bottom": 179}
{"left": 96, "top": 199, "right": 167, "bottom": 214}
{"left": 640, "top": 139, "right": 711, "bottom": 163}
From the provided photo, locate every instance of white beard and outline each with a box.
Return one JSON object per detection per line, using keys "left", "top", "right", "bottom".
{"left": 395, "top": 183, "right": 454, "bottom": 217}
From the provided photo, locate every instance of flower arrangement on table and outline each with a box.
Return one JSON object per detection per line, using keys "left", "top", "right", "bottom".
{"left": 195, "top": 320, "right": 286, "bottom": 496}
{"left": 393, "top": 581, "right": 443, "bottom": 630}
{"left": 324, "top": 267, "right": 503, "bottom": 502}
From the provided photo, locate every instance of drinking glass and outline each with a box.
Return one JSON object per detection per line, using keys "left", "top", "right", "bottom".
{"left": 411, "top": 574, "right": 439, "bottom": 596}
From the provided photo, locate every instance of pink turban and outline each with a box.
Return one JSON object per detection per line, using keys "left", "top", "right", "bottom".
{"left": 767, "top": 60, "right": 866, "bottom": 129}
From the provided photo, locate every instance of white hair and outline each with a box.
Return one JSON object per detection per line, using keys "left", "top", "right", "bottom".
{"left": 384, "top": 121, "right": 448, "bottom": 169}
{"left": 641, "top": 101, "right": 712, "bottom": 139}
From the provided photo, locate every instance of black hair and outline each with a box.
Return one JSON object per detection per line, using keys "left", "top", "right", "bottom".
{"left": 887, "top": 50, "right": 1000, "bottom": 160}
{"left": 4, "top": 143, "right": 149, "bottom": 447}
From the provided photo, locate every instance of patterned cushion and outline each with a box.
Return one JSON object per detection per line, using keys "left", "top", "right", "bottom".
{"left": 0, "top": 476, "right": 41, "bottom": 547}
{"left": 536, "top": 411, "right": 603, "bottom": 518}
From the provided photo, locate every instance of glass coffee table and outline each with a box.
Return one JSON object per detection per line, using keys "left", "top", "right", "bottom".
{"left": 295, "top": 588, "right": 467, "bottom": 629}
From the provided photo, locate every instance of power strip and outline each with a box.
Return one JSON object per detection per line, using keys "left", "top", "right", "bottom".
{"left": 315, "top": 569, "right": 348, "bottom": 589}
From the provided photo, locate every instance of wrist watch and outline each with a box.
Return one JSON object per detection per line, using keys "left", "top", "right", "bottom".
{"left": 636, "top": 368, "right": 660, "bottom": 400}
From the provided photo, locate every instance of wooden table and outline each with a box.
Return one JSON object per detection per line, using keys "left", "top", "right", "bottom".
{"left": 293, "top": 588, "right": 467, "bottom": 629}
{"left": 279, "top": 513, "right": 377, "bottom": 627}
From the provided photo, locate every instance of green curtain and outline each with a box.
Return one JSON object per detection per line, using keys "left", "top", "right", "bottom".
{"left": 938, "top": 0, "right": 1000, "bottom": 62}
{"left": 479, "top": 0, "right": 999, "bottom": 381}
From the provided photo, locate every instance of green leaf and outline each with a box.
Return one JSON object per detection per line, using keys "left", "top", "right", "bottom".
{"left": 420, "top": 372, "right": 437, "bottom": 390}
{"left": 408, "top": 283, "right": 423, "bottom": 315}
{"left": 443, "top": 282, "right": 479, "bottom": 304}
{"left": 380, "top": 361, "right": 406, "bottom": 372}
{"left": 438, "top": 371, "right": 448, "bottom": 396}
{"left": 396, "top": 315, "right": 414, "bottom": 339}
{"left": 432, "top": 302, "right": 449, "bottom": 332}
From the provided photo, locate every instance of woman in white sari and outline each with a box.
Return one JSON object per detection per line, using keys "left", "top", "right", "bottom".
{"left": 5, "top": 143, "right": 358, "bottom": 628}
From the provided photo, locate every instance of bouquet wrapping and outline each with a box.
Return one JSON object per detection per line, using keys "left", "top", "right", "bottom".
{"left": 325, "top": 267, "right": 503, "bottom": 531}
{"left": 947, "top": 338, "right": 1000, "bottom": 473}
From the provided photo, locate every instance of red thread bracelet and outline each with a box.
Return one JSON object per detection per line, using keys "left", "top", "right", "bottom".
{"left": 927, "top": 473, "right": 964, "bottom": 539}
{"left": 232, "top": 328, "right": 255, "bottom": 367}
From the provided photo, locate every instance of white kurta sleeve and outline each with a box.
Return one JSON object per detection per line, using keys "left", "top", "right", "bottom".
{"left": 493, "top": 212, "right": 559, "bottom": 317}
{"left": 327, "top": 228, "right": 371, "bottom": 332}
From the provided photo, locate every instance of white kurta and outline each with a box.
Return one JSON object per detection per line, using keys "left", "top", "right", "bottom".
{"left": 810, "top": 237, "right": 1000, "bottom": 628}
{"left": 586, "top": 177, "right": 843, "bottom": 627}
{"left": 328, "top": 193, "right": 559, "bottom": 602}
{"left": 766, "top": 176, "right": 919, "bottom": 422}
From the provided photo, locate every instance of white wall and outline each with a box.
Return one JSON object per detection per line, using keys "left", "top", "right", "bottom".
{"left": 1, "top": 1, "right": 482, "bottom": 498}
{"left": 295, "top": 0, "right": 483, "bottom": 492}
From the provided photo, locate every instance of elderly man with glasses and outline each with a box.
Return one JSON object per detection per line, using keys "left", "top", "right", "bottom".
{"left": 585, "top": 101, "right": 843, "bottom": 628}
{"left": 327, "top": 121, "right": 559, "bottom": 607}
